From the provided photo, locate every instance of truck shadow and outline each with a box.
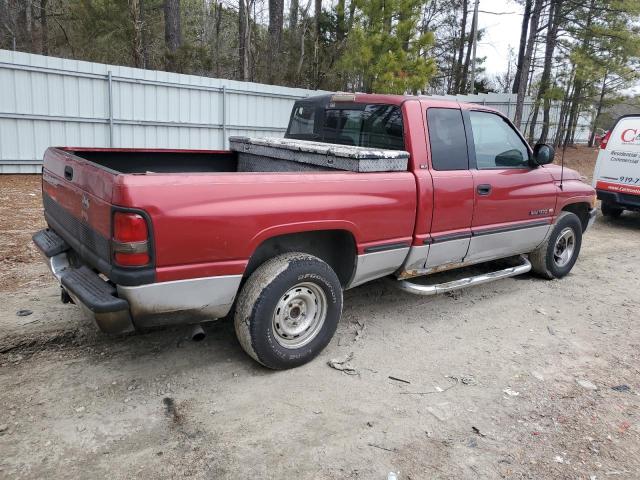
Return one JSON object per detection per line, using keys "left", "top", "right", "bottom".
{"left": 597, "top": 211, "right": 640, "bottom": 231}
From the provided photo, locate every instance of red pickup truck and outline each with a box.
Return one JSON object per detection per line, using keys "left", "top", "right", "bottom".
{"left": 33, "top": 93, "right": 596, "bottom": 369}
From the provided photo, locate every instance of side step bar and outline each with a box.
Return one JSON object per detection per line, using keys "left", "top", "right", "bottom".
{"left": 394, "top": 256, "right": 532, "bottom": 296}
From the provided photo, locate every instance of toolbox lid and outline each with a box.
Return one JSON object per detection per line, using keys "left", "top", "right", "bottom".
{"left": 229, "top": 136, "right": 409, "bottom": 160}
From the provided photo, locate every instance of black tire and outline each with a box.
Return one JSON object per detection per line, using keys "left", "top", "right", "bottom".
{"left": 529, "top": 212, "right": 583, "bottom": 279}
{"left": 601, "top": 202, "right": 623, "bottom": 218}
{"left": 234, "top": 252, "right": 342, "bottom": 370}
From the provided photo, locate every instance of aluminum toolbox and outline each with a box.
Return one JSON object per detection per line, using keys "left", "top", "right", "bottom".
{"left": 229, "top": 136, "right": 409, "bottom": 173}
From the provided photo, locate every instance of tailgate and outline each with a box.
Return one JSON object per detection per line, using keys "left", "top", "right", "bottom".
{"left": 42, "top": 147, "right": 116, "bottom": 271}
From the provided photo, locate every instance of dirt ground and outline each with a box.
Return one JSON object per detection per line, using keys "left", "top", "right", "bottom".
{"left": 1, "top": 146, "right": 639, "bottom": 479}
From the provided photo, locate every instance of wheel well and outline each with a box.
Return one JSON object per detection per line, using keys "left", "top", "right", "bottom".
{"left": 245, "top": 230, "right": 357, "bottom": 287}
{"left": 562, "top": 202, "right": 590, "bottom": 232}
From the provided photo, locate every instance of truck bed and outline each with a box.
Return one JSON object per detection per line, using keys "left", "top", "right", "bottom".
{"left": 68, "top": 147, "right": 353, "bottom": 174}
{"left": 42, "top": 146, "right": 418, "bottom": 288}
{"left": 70, "top": 149, "right": 239, "bottom": 174}
{"left": 67, "top": 138, "right": 410, "bottom": 175}
{"left": 70, "top": 147, "right": 336, "bottom": 174}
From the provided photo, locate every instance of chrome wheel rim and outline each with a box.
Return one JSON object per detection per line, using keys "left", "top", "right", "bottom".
{"left": 272, "top": 282, "right": 327, "bottom": 349}
{"left": 553, "top": 227, "right": 576, "bottom": 268}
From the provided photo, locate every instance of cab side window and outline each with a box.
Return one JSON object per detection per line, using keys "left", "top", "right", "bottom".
{"left": 427, "top": 108, "right": 469, "bottom": 170}
{"left": 469, "top": 111, "right": 530, "bottom": 169}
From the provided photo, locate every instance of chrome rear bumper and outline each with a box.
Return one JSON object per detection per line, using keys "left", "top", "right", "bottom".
{"left": 33, "top": 228, "right": 242, "bottom": 333}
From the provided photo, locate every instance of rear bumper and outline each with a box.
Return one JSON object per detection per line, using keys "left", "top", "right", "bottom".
{"left": 597, "top": 189, "right": 640, "bottom": 211}
{"left": 33, "top": 228, "right": 242, "bottom": 333}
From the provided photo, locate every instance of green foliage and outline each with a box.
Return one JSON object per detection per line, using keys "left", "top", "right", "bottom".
{"left": 0, "top": 0, "right": 637, "bottom": 103}
{"left": 567, "top": 0, "right": 640, "bottom": 90}
{"left": 544, "top": 85, "right": 565, "bottom": 102}
{"left": 337, "top": 0, "right": 436, "bottom": 93}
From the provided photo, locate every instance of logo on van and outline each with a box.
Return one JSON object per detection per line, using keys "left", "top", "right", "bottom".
{"left": 621, "top": 128, "right": 640, "bottom": 144}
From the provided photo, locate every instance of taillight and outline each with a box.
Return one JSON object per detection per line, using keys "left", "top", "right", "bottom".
{"left": 112, "top": 212, "right": 150, "bottom": 266}
{"left": 600, "top": 131, "right": 611, "bottom": 150}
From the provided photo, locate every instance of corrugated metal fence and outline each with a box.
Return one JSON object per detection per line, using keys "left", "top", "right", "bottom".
{"left": 0, "top": 50, "right": 317, "bottom": 173}
{"left": 0, "top": 50, "right": 592, "bottom": 173}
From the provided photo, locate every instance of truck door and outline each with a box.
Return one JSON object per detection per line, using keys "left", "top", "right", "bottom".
{"left": 422, "top": 107, "right": 474, "bottom": 269}
{"left": 464, "top": 109, "right": 557, "bottom": 263}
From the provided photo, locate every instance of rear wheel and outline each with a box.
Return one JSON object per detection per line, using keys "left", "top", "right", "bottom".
{"left": 601, "top": 202, "right": 623, "bottom": 218}
{"left": 529, "top": 212, "right": 582, "bottom": 279}
{"left": 234, "top": 252, "right": 342, "bottom": 370}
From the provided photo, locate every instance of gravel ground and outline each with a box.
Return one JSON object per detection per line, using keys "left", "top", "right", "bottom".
{"left": 1, "top": 147, "right": 639, "bottom": 479}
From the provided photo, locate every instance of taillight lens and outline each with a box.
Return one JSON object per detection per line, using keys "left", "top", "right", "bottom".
{"left": 115, "top": 251, "right": 150, "bottom": 266}
{"left": 114, "top": 212, "right": 148, "bottom": 242}
{"left": 112, "top": 212, "right": 150, "bottom": 266}
{"left": 600, "top": 131, "right": 611, "bottom": 150}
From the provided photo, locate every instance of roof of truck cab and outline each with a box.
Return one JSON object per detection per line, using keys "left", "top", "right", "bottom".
{"left": 302, "top": 93, "right": 499, "bottom": 113}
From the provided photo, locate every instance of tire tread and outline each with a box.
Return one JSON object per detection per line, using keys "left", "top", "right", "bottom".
{"left": 529, "top": 211, "right": 582, "bottom": 279}
{"left": 234, "top": 252, "right": 341, "bottom": 368}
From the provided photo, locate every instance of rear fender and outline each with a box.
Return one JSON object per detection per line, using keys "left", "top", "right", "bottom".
{"left": 248, "top": 220, "right": 361, "bottom": 254}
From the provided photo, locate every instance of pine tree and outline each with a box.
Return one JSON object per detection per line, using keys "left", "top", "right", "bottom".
{"left": 338, "top": 0, "right": 436, "bottom": 94}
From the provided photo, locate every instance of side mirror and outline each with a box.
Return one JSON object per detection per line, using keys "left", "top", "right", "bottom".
{"left": 532, "top": 143, "right": 555, "bottom": 166}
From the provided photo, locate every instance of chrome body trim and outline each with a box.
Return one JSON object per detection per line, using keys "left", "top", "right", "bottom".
{"left": 67, "top": 293, "right": 135, "bottom": 334}
{"left": 42, "top": 252, "right": 135, "bottom": 333}
{"left": 346, "top": 247, "right": 410, "bottom": 289}
{"left": 44, "top": 251, "right": 71, "bottom": 281}
{"left": 395, "top": 256, "right": 532, "bottom": 296}
{"left": 41, "top": 250, "right": 242, "bottom": 331}
{"left": 117, "top": 274, "right": 243, "bottom": 327}
{"left": 465, "top": 225, "right": 550, "bottom": 264}
{"left": 587, "top": 208, "right": 597, "bottom": 230}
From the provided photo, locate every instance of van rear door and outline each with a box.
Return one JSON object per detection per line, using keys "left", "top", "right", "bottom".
{"left": 593, "top": 115, "right": 640, "bottom": 198}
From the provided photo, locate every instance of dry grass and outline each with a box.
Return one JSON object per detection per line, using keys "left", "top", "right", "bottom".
{"left": 554, "top": 144, "right": 599, "bottom": 182}
{"left": 0, "top": 175, "right": 47, "bottom": 291}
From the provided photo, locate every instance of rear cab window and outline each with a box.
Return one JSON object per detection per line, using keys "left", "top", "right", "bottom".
{"left": 426, "top": 108, "right": 469, "bottom": 170}
{"left": 286, "top": 100, "right": 405, "bottom": 150}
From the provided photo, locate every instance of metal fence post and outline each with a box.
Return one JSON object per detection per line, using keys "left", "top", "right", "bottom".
{"left": 107, "top": 70, "right": 114, "bottom": 147}
{"left": 222, "top": 85, "right": 227, "bottom": 149}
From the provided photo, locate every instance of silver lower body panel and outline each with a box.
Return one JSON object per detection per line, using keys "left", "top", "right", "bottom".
{"left": 465, "top": 225, "right": 550, "bottom": 264}
{"left": 41, "top": 250, "right": 242, "bottom": 332}
{"left": 347, "top": 247, "right": 410, "bottom": 289}
{"left": 117, "top": 275, "right": 242, "bottom": 328}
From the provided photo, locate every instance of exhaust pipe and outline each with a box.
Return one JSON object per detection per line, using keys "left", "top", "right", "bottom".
{"left": 190, "top": 324, "right": 206, "bottom": 342}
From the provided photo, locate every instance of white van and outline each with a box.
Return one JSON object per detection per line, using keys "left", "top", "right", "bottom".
{"left": 593, "top": 114, "right": 640, "bottom": 217}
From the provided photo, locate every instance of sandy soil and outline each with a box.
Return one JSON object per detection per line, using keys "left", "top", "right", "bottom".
{"left": 1, "top": 147, "right": 639, "bottom": 479}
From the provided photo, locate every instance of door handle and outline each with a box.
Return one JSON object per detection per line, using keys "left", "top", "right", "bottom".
{"left": 64, "top": 165, "right": 73, "bottom": 181}
{"left": 477, "top": 184, "right": 492, "bottom": 195}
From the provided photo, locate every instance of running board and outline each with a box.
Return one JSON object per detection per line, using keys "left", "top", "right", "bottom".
{"left": 394, "top": 256, "right": 532, "bottom": 296}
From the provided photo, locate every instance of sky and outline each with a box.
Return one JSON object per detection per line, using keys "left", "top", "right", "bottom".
{"left": 475, "top": 0, "right": 640, "bottom": 92}
{"left": 475, "top": 0, "right": 525, "bottom": 77}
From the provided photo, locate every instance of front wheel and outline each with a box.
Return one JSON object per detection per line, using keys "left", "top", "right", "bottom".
{"left": 234, "top": 252, "right": 342, "bottom": 370}
{"left": 529, "top": 212, "right": 583, "bottom": 279}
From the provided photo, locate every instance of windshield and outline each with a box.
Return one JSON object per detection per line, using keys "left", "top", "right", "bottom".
{"left": 286, "top": 101, "right": 405, "bottom": 150}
